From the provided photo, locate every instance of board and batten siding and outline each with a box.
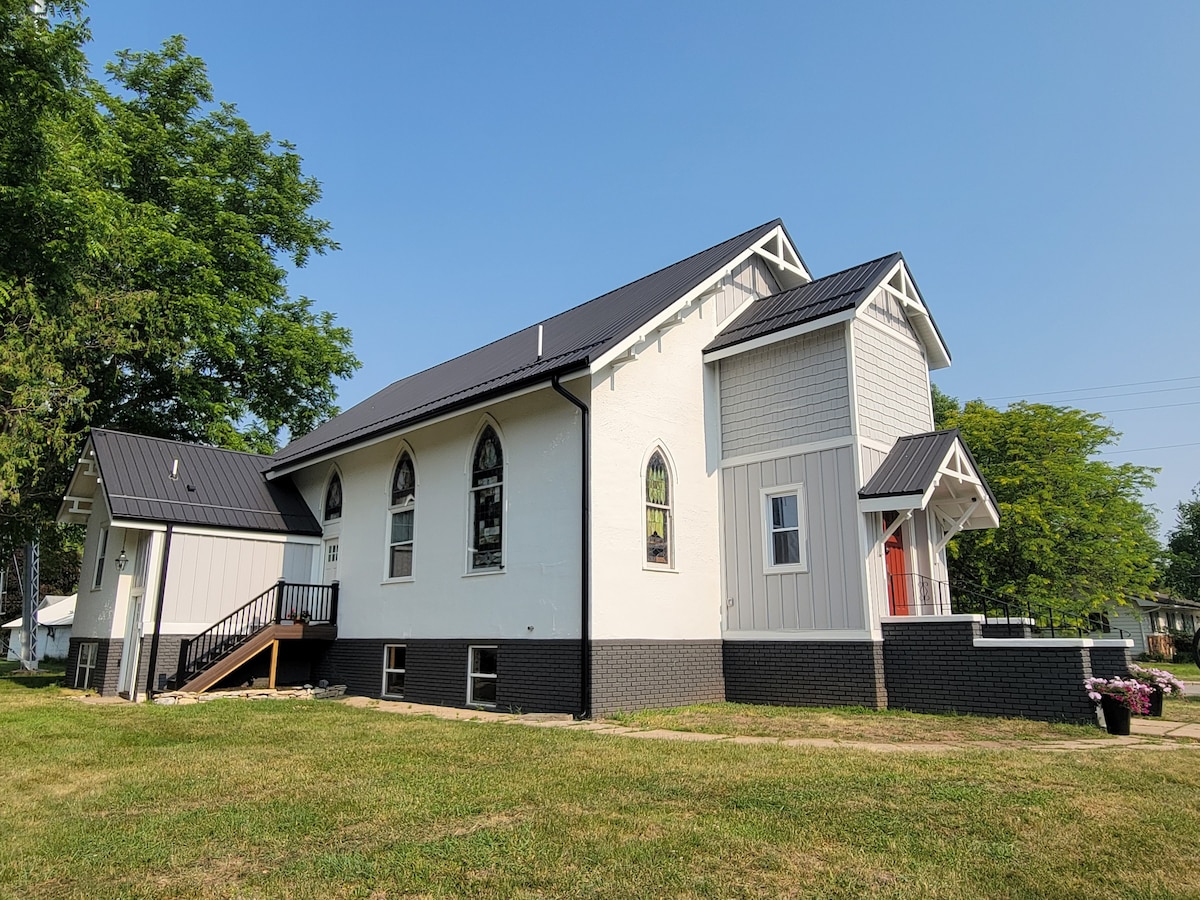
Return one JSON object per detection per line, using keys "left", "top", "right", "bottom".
{"left": 721, "top": 445, "right": 864, "bottom": 632}
{"left": 161, "top": 533, "right": 315, "bottom": 632}
{"left": 862, "top": 286, "right": 918, "bottom": 341}
{"left": 852, "top": 313, "right": 933, "bottom": 446}
{"left": 715, "top": 255, "right": 780, "bottom": 325}
{"left": 719, "top": 326, "right": 851, "bottom": 459}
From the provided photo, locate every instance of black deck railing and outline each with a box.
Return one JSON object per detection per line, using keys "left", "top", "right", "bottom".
{"left": 949, "top": 580, "right": 1127, "bottom": 640}
{"left": 173, "top": 580, "right": 339, "bottom": 689}
{"left": 886, "top": 572, "right": 953, "bottom": 616}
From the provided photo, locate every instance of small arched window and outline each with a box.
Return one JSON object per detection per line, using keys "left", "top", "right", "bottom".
{"left": 470, "top": 425, "right": 503, "bottom": 570}
{"left": 324, "top": 472, "right": 343, "bottom": 522}
{"left": 388, "top": 452, "right": 416, "bottom": 578}
{"left": 646, "top": 450, "right": 671, "bottom": 566}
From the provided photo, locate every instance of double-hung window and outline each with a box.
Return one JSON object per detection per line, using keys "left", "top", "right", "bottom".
{"left": 469, "top": 426, "right": 503, "bottom": 570}
{"left": 382, "top": 645, "right": 406, "bottom": 698}
{"left": 467, "top": 645, "right": 498, "bottom": 706}
{"left": 388, "top": 453, "right": 416, "bottom": 579}
{"left": 762, "top": 483, "right": 808, "bottom": 573}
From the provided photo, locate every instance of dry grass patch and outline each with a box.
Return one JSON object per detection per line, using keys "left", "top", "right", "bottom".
{"left": 607, "top": 702, "right": 1104, "bottom": 744}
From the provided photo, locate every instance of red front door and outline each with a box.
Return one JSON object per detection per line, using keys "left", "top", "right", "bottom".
{"left": 884, "top": 515, "right": 909, "bottom": 615}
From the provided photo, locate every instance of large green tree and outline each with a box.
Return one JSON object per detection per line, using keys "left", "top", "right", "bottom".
{"left": 0, "top": 2, "right": 357, "bottom": 574}
{"left": 1162, "top": 487, "right": 1200, "bottom": 602}
{"left": 932, "top": 387, "right": 1159, "bottom": 615}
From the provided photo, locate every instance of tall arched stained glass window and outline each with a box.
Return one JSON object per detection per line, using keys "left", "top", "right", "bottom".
{"left": 646, "top": 450, "right": 671, "bottom": 566}
{"left": 470, "top": 426, "right": 503, "bottom": 570}
{"left": 324, "top": 472, "right": 343, "bottom": 522}
{"left": 388, "top": 452, "right": 416, "bottom": 578}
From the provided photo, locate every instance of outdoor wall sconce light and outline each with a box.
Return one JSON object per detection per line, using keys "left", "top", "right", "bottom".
{"left": 114, "top": 549, "right": 129, "bottom": 572}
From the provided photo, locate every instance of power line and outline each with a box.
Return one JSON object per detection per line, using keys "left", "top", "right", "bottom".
{"left": 1097, "top": 441, "right": 1200, "bottom": 456}
{"left": 1097, "top": 400, "right": 1200, "bottom": 414}
{"left": 1037, "top": 384, "right": 1200, "bottom": 405}
{"left": 982, "top": 375, "right": 1200, "bottom": 403}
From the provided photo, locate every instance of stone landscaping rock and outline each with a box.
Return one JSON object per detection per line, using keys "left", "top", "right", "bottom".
{"left": 152, "top": 685, "right": 347, "bottom": 705}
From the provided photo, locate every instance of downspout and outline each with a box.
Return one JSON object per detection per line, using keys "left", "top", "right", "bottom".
{"left": 143, "top": 523, "right": 174, "bottom": 700}
{"left": 551, "top": 374, "right": 591, "bottom": 719}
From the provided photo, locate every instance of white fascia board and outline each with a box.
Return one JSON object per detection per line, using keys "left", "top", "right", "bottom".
{"left": 703, "top": 309, "right": 856, "bottom": 363}
{"left": 723, "top": 629, "right": 879, "bottom": 642}
{"left": 720, "top": 435, "right": 855, "bottom": 469}
{"left": 108, "top": 519, "right": 320, "bottom": 544}
{"left": 877, "top": 269, "right": 951, "bottom": 370}
{"left": 859, "top": 494, "right": 924, "bottom": 513}
{"left": 267, "top": 369, "right": 589, "bottom": 480}
{"left": 974, "top": 638, "right": 1134, "bottom": 649}
{"left": 109, "top": 519, "right": 168, "bottom": 533}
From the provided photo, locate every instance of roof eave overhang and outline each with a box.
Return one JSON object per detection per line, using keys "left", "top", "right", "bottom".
{"left": 267, "top": 364, "right": 591, "bottom": 479}
{"left": 56, "top": 437, "right": 104, "bottom": 526}
{"left": 702, "top": 308, "right": 856, "bottom": 363}
{"left": 876, "top": 259, "right": 951, "bottom": 370}
{"left": 595, "top": 224, "right": 811, "bottom": 374}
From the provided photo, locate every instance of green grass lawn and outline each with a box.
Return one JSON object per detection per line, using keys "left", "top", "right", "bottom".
{"left": 1147, "top": 660, "right": 1200, "bottom": 680}
{"left": 3, "top": 671, "right": 1200, "bottom": 898}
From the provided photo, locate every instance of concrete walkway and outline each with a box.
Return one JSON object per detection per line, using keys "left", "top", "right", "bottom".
{"left": 341, "top": 697, "right": 1200, "bottom": 754}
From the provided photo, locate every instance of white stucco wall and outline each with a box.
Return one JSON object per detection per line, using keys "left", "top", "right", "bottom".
{"left": 590, "top": 297, "right": 733, "bottom": 641}
{"left": 71, "top": 492, "right": 126, "bottom": 640}
{"left": 289, "top": 381, "right": 586, "bottom": 640}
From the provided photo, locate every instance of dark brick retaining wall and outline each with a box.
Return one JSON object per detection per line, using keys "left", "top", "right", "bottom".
{"left": 64, "top": 637, "right": 123, "bottom": 694}
{"left": 1089, "top": 644, "right": 1133, "bottom": 681}
{"left": 723, "top": 641, "right": 887, "bottom": 709}
{"left": 882, "top": 619, "right": 1103, "bottom": 724}
{"left": 317, "top": 638, "right": 581, "bottom": 714}
{"left": 590, "top": 640, "right": 725, "bottom": 716}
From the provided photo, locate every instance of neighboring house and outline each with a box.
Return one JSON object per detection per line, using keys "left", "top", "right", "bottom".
{"left": 1108, "top": 593, "right": 1200, "bottom": 657}
{"left": 60, "top": 219, "right": 1125, "bottom": 723}
{"left": 2, "top": 594, "right": 75, "bottom": 662}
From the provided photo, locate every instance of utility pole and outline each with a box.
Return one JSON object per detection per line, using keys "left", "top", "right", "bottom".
{"left": 20, "top": 542, "right": 39, "bottom": 672}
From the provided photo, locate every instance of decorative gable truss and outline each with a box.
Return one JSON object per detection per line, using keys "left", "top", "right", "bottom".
{"left": 58, "top": 449, "right": 101, "bottom": 524}
{"left": 859, "top": 430, "right": 999, "bottom": 551}
{"left": 596, "top": 224, "right": 811, "bottom": 376}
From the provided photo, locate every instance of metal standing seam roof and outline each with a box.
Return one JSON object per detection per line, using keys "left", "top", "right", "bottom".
{"left": 269, "top": 219, "right": 788, "bottom": 471}
{"left": 858, "top": 429, "right": 999, "bottom": 511}
{"left": 704, "top": 252, "right": 903, "bottom": 354}
{"left": 90, "top": 429, "right": 321, "bottom": 535}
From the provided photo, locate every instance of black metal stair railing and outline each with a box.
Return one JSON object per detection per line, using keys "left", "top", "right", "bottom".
{"left": 172, "top": 580, "right": 339, "bottom": 689}
{"left": 949, "top": 580, "right": 1127, "bottom": 640}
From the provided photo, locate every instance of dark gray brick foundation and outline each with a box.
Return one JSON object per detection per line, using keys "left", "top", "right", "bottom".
{"left": 1089, "top": 643, "right": 1133, "bottom": 681}
{"left": 317, "top": 638, "right": 581, "bottom": 714}
{"left": 590, "top": 640, "right": 725, "bottom": 716}
{"left": 65, "top": 637, "right": 123, "bottom": 694}
{"left": 723, "top": 641, "right": 887, "bottom": 709}
{"left": 882, "top": 619, "right": 1110, "bottom": 725}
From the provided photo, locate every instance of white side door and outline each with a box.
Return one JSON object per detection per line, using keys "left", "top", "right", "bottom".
{"left": 118, "top": 533, "right": 151, "bottom": 698}
{"left": 323, "top": 538, "right": 340, "bottom": 584}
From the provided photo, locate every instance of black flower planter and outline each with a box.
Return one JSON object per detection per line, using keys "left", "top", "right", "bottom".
{"left": 1100, "top": 695, "right": 1132, "bottom": 735}
{"left": 1148, "top": 687, "right": 1164, "bottom": 717}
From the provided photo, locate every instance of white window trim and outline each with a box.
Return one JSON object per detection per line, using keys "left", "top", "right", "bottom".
{"left": 642, "top": 443, "right": 677, "bottom": 573}
{"left": 75, "top": 642, "right": 98, "bottom": 688}
{"left": 466, "top": 644, "right": 498, "bottom": 707}
{"left": 383, "top": 447, "right": 417, "bottom": 584}
{"left": 760, "top": 483, "right": 809, "bottom": 575}
{"left": 381, "top": 644, "right": 406, "bottom": 699}
{"left": 464, "top": 420, "right": 506, "bottom": 575}
{"left": 91, "top": 528, "right": 108, "bottom": 590}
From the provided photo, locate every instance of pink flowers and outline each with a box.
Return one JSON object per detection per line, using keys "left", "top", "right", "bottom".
{"left": 1129, "top": 664, "right": 1185, "bottom": 695}
{"left": 1084, "top": 676, "right": 1154, "bottom": 714}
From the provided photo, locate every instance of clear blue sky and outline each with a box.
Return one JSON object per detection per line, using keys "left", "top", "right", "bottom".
{"left": 82, "top": 1, "right": 1200, "bottom": 534}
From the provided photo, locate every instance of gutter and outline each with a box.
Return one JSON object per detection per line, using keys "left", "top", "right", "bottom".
{"left": 143, "top": 523, "right": 174, "bottom": 700}
{"left": 550, "top": 374, "right": 591, "bottom": 719}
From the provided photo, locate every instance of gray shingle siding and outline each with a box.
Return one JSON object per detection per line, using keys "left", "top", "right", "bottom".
{"left": 851, "top": 318, "right": 933, "bottom": 445}
{"left": 719, "top": 326, "right": 851, "bottom": 458}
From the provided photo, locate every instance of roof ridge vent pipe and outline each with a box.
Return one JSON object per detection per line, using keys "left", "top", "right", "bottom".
{"left": 537, "top": 324, "right": 544, "bottom": 360}
{"left": 170, "top": 459, "right": 180, "bottom": 481}
{"left": 551, "top": 373, "right": 590, "bottom": 719}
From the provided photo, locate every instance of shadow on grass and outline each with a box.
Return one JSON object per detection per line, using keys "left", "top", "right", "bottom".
{"left": 0, "top": 661, "right": 66, "bottom": 690}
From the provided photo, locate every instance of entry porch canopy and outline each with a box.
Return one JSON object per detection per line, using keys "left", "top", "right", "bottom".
{"left": 859, "top": 429, "right": 999, "bottom": 551}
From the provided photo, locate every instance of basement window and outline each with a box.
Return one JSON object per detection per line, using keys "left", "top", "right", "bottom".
{"left": 382, "top": 645, "right": 406, "bottom": 698}
{"left": 467, "top": 645, "right": 498, "bottom": 707}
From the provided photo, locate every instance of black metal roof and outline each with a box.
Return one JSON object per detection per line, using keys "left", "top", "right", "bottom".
{"left": 705, "top": 253, "right": 902, "bottom": 354}
{"left": 271, "top": 220, "right": 786, "bottom": 470}
{"left": 858, "top": 429, "right": 998, "bottom": 510}
{"left": 90, "top": 429, "right": 321, "bottom": 535}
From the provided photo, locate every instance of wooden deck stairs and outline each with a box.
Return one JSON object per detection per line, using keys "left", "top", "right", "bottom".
{"left": 171, "top": 580, "right": 339, "bottom": 694}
